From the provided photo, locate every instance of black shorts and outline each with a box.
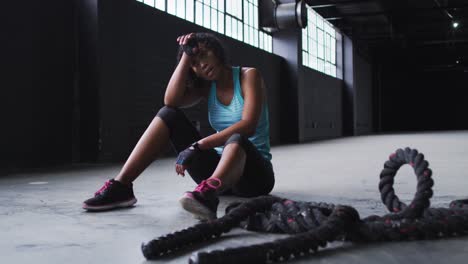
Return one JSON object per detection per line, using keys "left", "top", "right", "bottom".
{"left": 156, "top": 106, "right": 275, "bottom": 197}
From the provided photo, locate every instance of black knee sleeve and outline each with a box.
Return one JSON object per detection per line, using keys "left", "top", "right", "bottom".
{"left": 156, "top": 106, "right": 183, "bottom": 133}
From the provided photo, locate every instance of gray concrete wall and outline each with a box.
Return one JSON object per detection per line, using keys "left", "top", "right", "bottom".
{"left": 354, "top": 51, "right": 373, "bottom": 135}
{"left": 77, "top": 0, "right": 100, "bottom": 162}
{"left": 342, "top": 34, "right": 355, "bottom": 136}
{"left": 298, "top": 67, "right": 343, "bottom": 141}
{"left": 2, "top": 0, "right": 75, "bottom": 169}
{"left": 273, "top": 30, "right": 301, "bottom": 143}
{"left": 342, "top": 34, "right": 374, "bottom": 136}
{"left": 273, "top": 29, "right": 345, "bottom": 143}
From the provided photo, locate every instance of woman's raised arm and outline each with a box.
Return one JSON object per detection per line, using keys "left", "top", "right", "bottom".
{"left": 164, "top": 33, "right": 200, "bottom": 107}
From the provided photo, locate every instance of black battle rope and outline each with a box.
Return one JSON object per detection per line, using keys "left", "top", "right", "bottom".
{"left": 141, "top": 147, "right": 468, "bottom": 263}
{"left": 141, "top": 195, "right": 283, "bottom": 259}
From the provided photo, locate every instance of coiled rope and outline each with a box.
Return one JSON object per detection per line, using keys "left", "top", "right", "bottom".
{"left": 141, "top": 147, "right": 468, "bottom": 263}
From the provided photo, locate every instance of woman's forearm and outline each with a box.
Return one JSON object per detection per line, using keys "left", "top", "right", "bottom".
{"left": 164, "top": 54, "right": 192, "bottom": 106}
{"left": 197, "top": 120, "right": 254, "bottom": 150}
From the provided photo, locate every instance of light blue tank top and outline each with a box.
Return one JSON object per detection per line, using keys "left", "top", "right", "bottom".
{"left": 208, "top": 66, "right": 272, "bottom": 162}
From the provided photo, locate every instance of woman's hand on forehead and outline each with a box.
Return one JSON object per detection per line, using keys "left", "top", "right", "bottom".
{"left": 177, "top": 33, "right": 201, "bottom": 57}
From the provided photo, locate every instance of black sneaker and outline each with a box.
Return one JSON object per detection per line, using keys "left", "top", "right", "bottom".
{"left": 179, "top": 178, "right": 221, "bottom": 220}
{"left": 82, "top": 179, "right": 137, "bottom": 211}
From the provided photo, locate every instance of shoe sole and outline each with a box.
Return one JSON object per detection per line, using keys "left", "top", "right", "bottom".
{"left": 179, "top": 194, "right": 216, "bottom": 221}
{"left": 82, "top": 198, "right": 137, "bottom": 212}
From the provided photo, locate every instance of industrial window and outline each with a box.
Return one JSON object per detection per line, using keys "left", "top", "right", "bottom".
{"left": 302, "top": 7, "right": 339, "bottom": 78}
{"left": 138, "top": 0, "right": 272, "bottom": 53}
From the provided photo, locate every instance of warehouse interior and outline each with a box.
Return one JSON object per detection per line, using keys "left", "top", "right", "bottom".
{"left": 2, "top": 0, "right": 468, "bottom": 263}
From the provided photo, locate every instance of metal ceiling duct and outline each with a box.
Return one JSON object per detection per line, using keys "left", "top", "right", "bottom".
{"left": 259, "top": 0, "right": 307, "bottom": 32}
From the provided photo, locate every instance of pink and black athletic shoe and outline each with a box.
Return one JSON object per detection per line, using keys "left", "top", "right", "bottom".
{"left": 179, "top": 178, "right": 221, "bottom": 220}
{"left": 82, "top": 179, "right": 137, "bottom": 211}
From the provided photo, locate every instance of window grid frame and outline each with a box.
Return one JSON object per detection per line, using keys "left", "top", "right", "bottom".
{"left": 302, "top": 7, "right": 338, "bottom": 78}
{"left": 138, "top": 0, "right": 272, "bottom": 53}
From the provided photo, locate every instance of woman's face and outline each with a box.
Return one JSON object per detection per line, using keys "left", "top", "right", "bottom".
{"left": 190, "top": 43, "right": 222, "bottom": 81}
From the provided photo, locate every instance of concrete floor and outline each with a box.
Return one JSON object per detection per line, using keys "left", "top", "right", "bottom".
{"left": 1, "top": 131, "right": 468, "bottom": 264}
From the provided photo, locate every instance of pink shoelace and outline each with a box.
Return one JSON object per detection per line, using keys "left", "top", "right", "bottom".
{"left": 195, "top": 178, "right": 221, "bottom": 193}
{"left": 95, "top": 180, "right": 112, "bottom": 196}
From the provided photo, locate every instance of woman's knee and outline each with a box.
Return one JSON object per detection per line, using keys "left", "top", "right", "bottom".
{"left": 155, "top": 106, "right": 185, "bottom": 131}
{"left": 224, "top": 133, "right": 248, "bottom": 149}
{"left": 156, "top": 106, "right": 181, "bottom": 122}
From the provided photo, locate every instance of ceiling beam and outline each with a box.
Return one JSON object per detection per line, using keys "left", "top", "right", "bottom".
{"left": 303, "top": 0, "right": 375, "bottom": 8}
{"left": 420, "top": 39, "right": 468, "bottom": 45}
{"left": 320, "top": 3, "right": 468, "bottom": 20}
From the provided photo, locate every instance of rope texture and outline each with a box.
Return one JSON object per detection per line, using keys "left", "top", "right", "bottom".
{"left": 141, "top": 147, "right": 468, "bottom": 263}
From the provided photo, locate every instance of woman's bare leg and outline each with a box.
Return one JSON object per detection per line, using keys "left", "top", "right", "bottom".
{"left": 207, "top": 142, "right": 246, "bottom": 192}
{"left": 115, "top": 116, "right": 170, "bottom": 185}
